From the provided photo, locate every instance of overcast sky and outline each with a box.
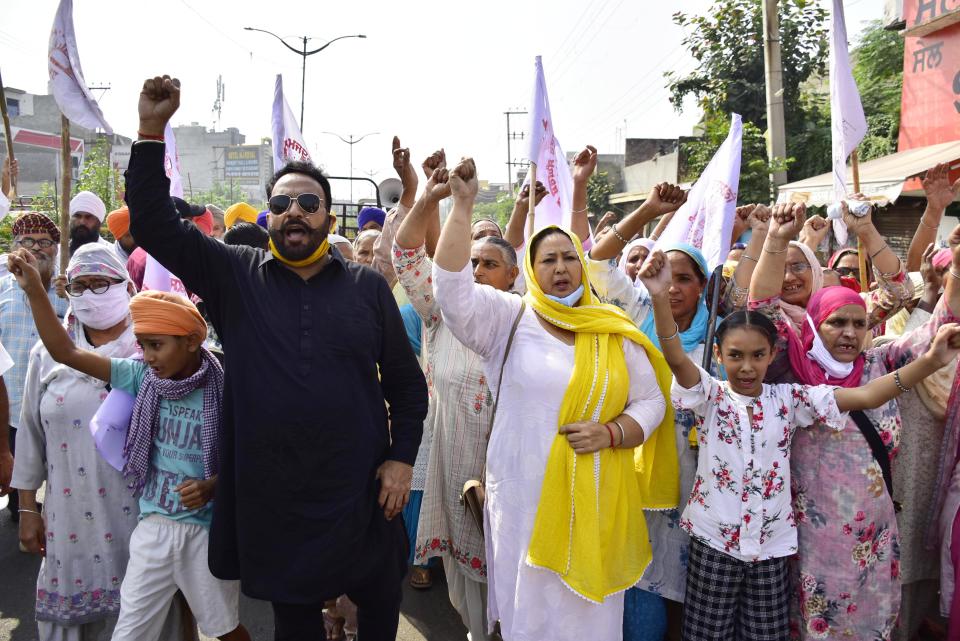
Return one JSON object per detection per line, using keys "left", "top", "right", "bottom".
{"left": 2, "top": 0, "right": 885, "bottom": 200}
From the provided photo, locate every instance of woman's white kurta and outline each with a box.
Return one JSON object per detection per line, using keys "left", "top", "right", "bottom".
{"left": 433, "top": 262, "right": 665, "bottom": 641}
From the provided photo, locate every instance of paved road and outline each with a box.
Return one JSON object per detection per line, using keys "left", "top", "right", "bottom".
{"left": 0, "top": 494, "right": 467, "bottom": 641}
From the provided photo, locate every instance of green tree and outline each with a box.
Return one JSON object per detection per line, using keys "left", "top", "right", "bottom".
{"left": 667, "top": 0, "right": 831, "bottom": 200}
{"left": 587, "top": 172, "right": 614, "bottom": 215}
{"left": 852, "top": 20, "right": 904, "bottom": 161}
{"left": 473, "top": 192, "right": 515, "bottom": 230}
{"left": 74, "top": 137, "right": 123, "bottom": 212}
{"left": 192, "top": 181, "right": 264, "bottom": 211}
{"left": 667, "top": 0, "right": 827, "bottom": 133}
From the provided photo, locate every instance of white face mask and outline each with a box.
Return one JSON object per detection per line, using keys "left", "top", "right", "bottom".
{"left": 805, "top": 315, "right": 854, "bottom": 378}
{"left": 70, "top": 283, "right": 131, "bottom": 330}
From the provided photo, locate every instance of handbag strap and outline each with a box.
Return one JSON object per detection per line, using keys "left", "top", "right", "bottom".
{"left": 477, "top": 301, "right": 525, "bottom": 484}
{"left": 850, "top": 409, "right": 894, "bottom": 500}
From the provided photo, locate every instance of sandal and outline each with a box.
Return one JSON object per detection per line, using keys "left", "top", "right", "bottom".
{"left": 409, "top": 566, "right": 433, "bottom": 590}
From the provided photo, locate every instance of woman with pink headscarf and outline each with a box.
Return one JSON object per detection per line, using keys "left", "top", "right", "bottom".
{"left": 750, "top": 206, "right": 960, "bottom": 640}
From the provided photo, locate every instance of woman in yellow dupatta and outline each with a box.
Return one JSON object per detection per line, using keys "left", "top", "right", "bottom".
{"left": 522, "top": 225, "right": 678, "bottom": 602}
{"left": 432, "top": 158, "right": 679, "bottom": 640}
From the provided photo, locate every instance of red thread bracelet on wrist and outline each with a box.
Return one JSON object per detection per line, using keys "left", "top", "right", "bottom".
{"left": 604, "top": 423, "right": 615, "bottom": 449}
{"left": 137, "top": 132, "right": 164, "bottom": 141}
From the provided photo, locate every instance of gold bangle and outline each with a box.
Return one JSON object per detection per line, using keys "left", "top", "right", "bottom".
{"left": 763, "top": 246, "right": 788, "bottom": 254}
{"left": 741, "top": 254, "right": 758, "bottom": 263}
{"left": 950, "top": 269, "right": 960, "bottom": 280}
{"left": 572, "top": 206, "right": 588, "bottom": 214}
{"left": 920, "top": 218, "right": 939, "bottom": 230}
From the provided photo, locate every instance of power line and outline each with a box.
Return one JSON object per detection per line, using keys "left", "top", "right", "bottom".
{"left": 545, "top": 0, "right": 611, "bottom": 76}
{"left": 550, "top": 0, "right": 630, "bottom": 86}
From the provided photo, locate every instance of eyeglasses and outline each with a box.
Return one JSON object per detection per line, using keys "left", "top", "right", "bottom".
{"left": 16, "top": 238, "right": 56, "bottom": 249}
{"left": 835, "top": 266, "right": 861, "bottom": 279}
{"left": 268, "top": 193, "right": 324, "bottom": 216}
{"left": 67, "top": 278, "right": 123, "bottom": 296}
{"left": 784, "top": 262, "right": 811, "bottom": 275}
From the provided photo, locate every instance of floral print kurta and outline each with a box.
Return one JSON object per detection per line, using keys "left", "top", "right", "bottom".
{"left": 10, "top": 327, "right": 140, "bottom": 627}
{"left": 672, "top": 364, "right": 845, "bottom": 562}
{"left": 752, "top": 294, "right": 959, "bottom": 641}
{"left": 394, "top": 243, "right": 494, "bottom": 581}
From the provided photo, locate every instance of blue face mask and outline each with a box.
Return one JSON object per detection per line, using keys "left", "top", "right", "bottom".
{"left": 545, "top": 284, "right": 584, "bottom": 307}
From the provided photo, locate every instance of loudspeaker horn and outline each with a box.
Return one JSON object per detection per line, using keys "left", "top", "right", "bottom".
{"left": 378, "top": 178, "right": 403, "bottom": 207}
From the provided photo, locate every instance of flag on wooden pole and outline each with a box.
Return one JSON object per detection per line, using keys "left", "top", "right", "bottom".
{"left": 829, "top": 0, "right": 868, "bottom": 245}
{"left": 525, "top": 56, "right": 573, "bottom": 233}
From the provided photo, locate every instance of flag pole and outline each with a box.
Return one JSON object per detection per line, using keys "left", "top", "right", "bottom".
{"left": 60, "top": 115, "right": 71, "bottom": 274}
{"left": 527, "top": 161, "right": 537, "bottom": 239}
{"left": 0, "top": 68, "right": 16, "bottom": 198}
{"left": 851, "top": 149, "right": 868, "bottom": 291}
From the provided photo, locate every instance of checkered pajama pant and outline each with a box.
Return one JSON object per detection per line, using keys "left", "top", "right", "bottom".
{"left": 681, "top": 538, "right": 790, "bottom": 641}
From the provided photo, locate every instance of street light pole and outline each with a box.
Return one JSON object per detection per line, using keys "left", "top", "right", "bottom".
{"left": 244, "top": 27, "right": 366, "bottom": 131}
{"left": 322, "top": 131, "right": 379, "bottom": 204}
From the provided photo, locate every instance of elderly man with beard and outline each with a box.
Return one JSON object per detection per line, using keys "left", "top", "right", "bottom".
{"left": 127, "top": 75, "right": 427, "bottom": 641}
{"left": 0, "top": 214, "right": 68, "bottom": 522}
{"left": 68, "top": 191, "right": 109, "bottom": 255}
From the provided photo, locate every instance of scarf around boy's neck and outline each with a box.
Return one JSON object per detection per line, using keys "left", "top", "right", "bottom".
{"left": 122, "top": 347, "right": 224, "bottom": 492}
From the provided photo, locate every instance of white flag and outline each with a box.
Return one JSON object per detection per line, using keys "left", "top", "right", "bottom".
{"left": 525, "top": 56, "right": 574, "bottom": 232}
{"left": 829, "top": 0, "right": 868, "bottom": 245}
{"left": 47, "top": 0, "right": 112, "bottom": 134}
{"left": 145, "top": 124, "right": 188, "bottom": 300}
{"left": 655, "top": 113, "right": 742, "bottom": 271}
{"left": 272, "top": 75, "right": 313, "bottom": 171}
{"left": 163, "top": 122, "right": 184, "bottom": 199}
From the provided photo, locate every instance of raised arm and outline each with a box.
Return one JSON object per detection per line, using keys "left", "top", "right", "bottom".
{"left": 725, "top": 204, "right": 770, "bottom": 311}
{"left": 589, "top": 183, "right": 687, "bottom": 261}
{"left": 843, "top": 201, "right": 902, "bottom": 278}
{"left": 570, "top": 145, "right": 598, "bottom": 244}
{"left": 798, "top": 213, "right": 830, "bottom": 253}
{"left": 750, "top": 203, "right": 806, "bottom": 302}
{"left": 503, "top": 182, "right": 547, "bottom": 249}
{"left": 637, "top": 250, "right": 700, "bottom": 389}
{"left": 371, "top": 138, "right": 420, "bottom": 286}
{"left": 128, "top": 75, "right": 232, "bottom": 303}
{"left": 835, "top": 323, "right": 960, "bottom": 411}
{"left": 908, "top": 163, "right": 958, "bottom": 272}
{"left": 6, "top": 250, "right": 110, "bottom": 382}
{"left": 434, "top": 159, "right": 478, "bottom": 273}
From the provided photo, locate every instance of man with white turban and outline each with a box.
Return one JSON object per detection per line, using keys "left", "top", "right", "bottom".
{"left": 68, "top": 191, "right": 111, "bottom": 255}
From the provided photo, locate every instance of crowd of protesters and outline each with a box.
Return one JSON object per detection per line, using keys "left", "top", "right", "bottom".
{"left": 0, "top": 74, "right": 960, "bottom": 641}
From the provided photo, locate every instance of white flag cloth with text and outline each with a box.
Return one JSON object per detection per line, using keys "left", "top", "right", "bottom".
{"left": 524, "top": 56, "right": 574, "bottom": 233}
{"left": 47, "top": 0, "right": 112, "bottom": 134}
{"left": 163, "top": 122, "right": 184, "bottom": 199}
{"left": 654, "top": 113, "right": 742, "bottom": 271}
{"left": 272, "top": 75, "right": 313, "bottom": 172}
{"left": 829, "top": 0, "right": 868, "bottom": 245}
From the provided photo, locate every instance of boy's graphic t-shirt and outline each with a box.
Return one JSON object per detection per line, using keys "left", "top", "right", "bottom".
{"left": 111, "top": 358, "right": 212, "bottom": 527}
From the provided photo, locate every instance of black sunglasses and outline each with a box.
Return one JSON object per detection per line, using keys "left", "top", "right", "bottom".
{"left": 268, "top": 193, "right": 324, "bottom": 216}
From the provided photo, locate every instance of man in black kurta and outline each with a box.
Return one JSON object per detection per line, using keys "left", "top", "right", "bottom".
{"left": 126, "top": 75, "right": 427, "bottom": 641}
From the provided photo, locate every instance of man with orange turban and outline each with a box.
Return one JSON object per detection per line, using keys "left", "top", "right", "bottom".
{"left": 107, "top": 207, "right": 138, "bottom": 262}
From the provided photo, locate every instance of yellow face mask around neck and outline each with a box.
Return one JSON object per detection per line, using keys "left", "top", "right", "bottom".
{"left": 267, "top": 214, "right": 336, "bottom": 268}
{"left": 268, "top": 235, "right": 330, "bottom": 268}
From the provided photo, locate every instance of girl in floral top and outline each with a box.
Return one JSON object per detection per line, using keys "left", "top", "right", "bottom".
{"left": 639, "top": 249, "right": 960, "bottom": 641}
{"left": 748, "top": 205, "right": 960, "bottom": 640}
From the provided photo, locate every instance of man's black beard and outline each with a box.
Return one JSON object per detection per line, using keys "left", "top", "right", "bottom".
{"left": 69, "top": 225, "right": 100, "bottom": 255}
{"left": 268, "top": 222, "right": 326, "bottom": 262}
